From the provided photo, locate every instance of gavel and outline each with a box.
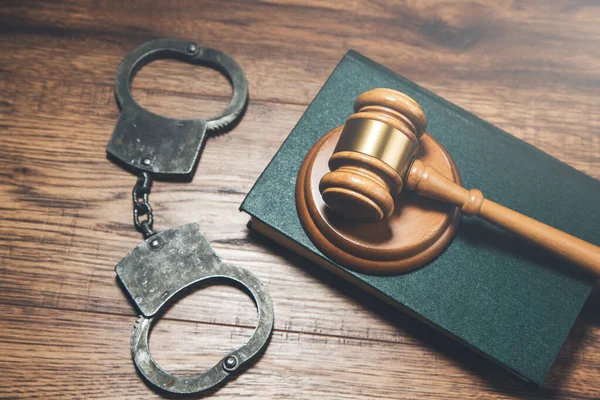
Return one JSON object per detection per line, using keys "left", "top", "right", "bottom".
{"left": 319, "top": 88, "right": 600, "bottom": 276}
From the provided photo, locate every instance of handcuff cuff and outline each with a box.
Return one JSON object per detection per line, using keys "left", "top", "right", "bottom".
{"left": 106, "top": 38, "right": 274, "bottom": 394}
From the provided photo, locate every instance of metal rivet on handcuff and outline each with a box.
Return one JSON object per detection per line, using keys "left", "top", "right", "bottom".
{"left": 107, "top": 38, "right": 249, "bottom": 178}
{"left": 107, "top": 39, "right": 274, "bottom": 395}
{"left": 118, "top": 223, "right": 274, "bottom": 394}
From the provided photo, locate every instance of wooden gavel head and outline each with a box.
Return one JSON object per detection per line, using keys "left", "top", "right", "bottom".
{"left": 319, "top": 88, "right": 427, "bottom": 222}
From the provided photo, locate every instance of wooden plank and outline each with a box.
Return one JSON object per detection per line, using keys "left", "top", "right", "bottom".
{"left": 1, "top": 0, "right": 600, "bottom": 398}
{"left": 0, "top": 72, "right": 598, "bottom": 336}
{"left": 0, "top": 304, "right": 599, "bottom": 399}
{"left": 1, "top": 0, "right": 600, "bottom": 105}
{"left": 0, "top": 75, "right": 427, "bottom": 345}
{"left": 0, "top": 76, "right": 598, "bottom": 345}
{"left": 1, "top": 74, "right": 599, "bottom": 181}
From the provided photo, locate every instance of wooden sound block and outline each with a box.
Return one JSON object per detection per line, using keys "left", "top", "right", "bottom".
{"left": 296, "top": 125, "right": 462, "bottom": 274}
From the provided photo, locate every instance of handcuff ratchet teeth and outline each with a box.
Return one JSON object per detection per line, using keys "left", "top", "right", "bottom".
{"left": 107, "top": 38, "right": 248, "bottom": 178}
{"left": 107, "top": 39, "right": 273, "bottom": 395}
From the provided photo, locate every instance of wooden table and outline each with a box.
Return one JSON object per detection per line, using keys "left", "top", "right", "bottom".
{"left": 1, "top": 1, "right": 599, "bottom": 398}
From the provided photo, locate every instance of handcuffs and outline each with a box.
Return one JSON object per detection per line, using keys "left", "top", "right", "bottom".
{"left": 106, "top": 38, "right": 274, "bottom": 394}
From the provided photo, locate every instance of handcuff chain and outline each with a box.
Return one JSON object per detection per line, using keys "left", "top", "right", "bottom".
{"left": 132, "top": 172, "right": 155, "bottom": 239}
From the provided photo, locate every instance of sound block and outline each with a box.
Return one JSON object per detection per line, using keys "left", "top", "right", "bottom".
{"left": 296, "top": 125, "right": 461, "bottom": 274}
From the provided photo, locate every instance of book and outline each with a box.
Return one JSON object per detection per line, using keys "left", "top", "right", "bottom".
{"left": 240, "top": 50, "right": 599, "bottom": 384}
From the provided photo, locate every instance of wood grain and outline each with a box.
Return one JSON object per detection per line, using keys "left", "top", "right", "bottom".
{"left": 319, "top": 88, "right": 427, "bottom": 223}
{"left": 297, "top": 127, "right": 461, "bottom": 274}
{"left": 406, "top": 159, "right": 600, "bottom": 276}
{"left": 1, "top": 0, "right": 599, "bottom": 398}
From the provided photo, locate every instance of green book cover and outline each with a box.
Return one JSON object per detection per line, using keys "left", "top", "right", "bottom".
{"left": 240, "top": 50, "right": 598, "bottom": 384}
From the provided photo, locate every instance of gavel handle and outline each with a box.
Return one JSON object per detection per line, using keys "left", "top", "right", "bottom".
{"left": 406, "top": 160, "right": 600, "bottom": 277}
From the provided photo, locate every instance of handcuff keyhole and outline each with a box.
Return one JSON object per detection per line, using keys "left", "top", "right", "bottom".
{"left": 130, "top": 59, "right": 233, "bottom": 121}
{"left": 148, "top": 281, "right": 258, "bottom": 378}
